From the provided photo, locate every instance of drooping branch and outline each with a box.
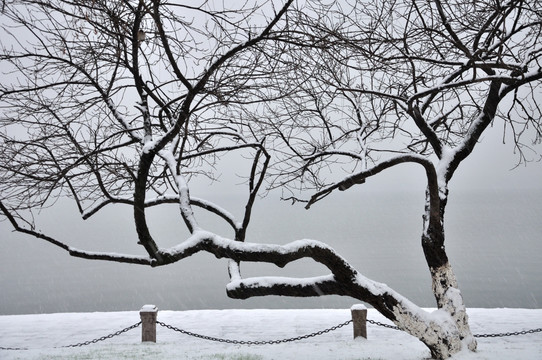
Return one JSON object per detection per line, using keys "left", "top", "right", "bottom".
{"left": 151, "top": 227, "right": 463, "bottom": 357}
{"left": 305, "top": 155, "right": 440, "bottom": 226}
{"left": 154, "top": 229, "right": 403, "bottom": 322}
{"left": 0, "top": 200, "right": 152, "bottom": 265}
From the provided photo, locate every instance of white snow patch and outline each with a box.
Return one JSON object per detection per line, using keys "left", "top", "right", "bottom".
{"left": 140, "top": 305, "right": 157, "bottom": 313}
{"left": 142, "top": 139, "right": 159, "bottom": 154}
{"left": 350, "top": 304, "right": 367, "bottom": 311}
{"left": 1, "top": 308, "right": 541, "bottom": 359}
{"left": 436, "top": 145, "right": 455, "bottom": 199}
{"left": 226, "top": 274, "right": 335, "bottom": 292}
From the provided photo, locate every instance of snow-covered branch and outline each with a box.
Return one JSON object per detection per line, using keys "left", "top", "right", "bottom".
{"left": 159, "top": 233, "right": 357, "bottom": 280}
{"left": 226, "top": 274, "right": 347, "bottom": 299}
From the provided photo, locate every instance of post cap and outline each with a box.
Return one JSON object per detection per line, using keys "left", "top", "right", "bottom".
{"left": 140, "top": 304, "right": 158, "bottom": 312}
{"left": 351, "top": 304, "right": 367, "bottom": 310}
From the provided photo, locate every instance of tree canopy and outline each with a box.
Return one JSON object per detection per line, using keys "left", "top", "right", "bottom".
{"left": 1, "top": 0, "right": 541, "bottom": 358}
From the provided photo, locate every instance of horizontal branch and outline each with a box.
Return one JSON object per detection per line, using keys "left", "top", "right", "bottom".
{"left": 302, "top": 150, "right": 364, "bottom": 164}
{"left": 182, "top": 142, "right": 263, "bottom": 160}
{"left": 159, "top": 229, "right": 420, "bottom": 323}
{"left": 158, "top": 231, "right": 358, "bottom": 282}
{"left": 226, "top": 274, "right": 347, "bottom": 299}
{"left": 81, "top": 194, "right": 240, "bottom": 231}
{"left": 2, "top": 199, "right": 439, "bottom": 334}
{"left": 337, "top": 87, "right": 408, "bottom": 104}
{"left": 408, "top": 74, "right": 516, "bottom": 103}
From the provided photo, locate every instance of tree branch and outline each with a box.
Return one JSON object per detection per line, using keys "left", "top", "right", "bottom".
{"left": 306, "top": 154, "right": 439, "bottom": 217}
{"left": 0, "top": 200, "right": 152, "bottom": 265}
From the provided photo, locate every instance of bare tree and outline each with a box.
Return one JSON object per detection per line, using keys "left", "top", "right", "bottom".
{"left": 1, "top": 0, "right": 541, "bottom": 359}
{"left": 0, "top": 0, "right": 293, "bottom": 257}
{"left": 209, "top": 0, "right": 542, "bottom": 357}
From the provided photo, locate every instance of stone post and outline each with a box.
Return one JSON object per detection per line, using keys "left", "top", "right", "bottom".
{"left": 140, "top": 304, "right": 158, "bottom": 343}
{"left": 351, "top": 304, "right": 367, "bottom": 339}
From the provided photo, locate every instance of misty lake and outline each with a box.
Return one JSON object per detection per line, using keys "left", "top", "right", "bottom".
{"left": 1, "top": 185, "right": 541, "bottom": 315}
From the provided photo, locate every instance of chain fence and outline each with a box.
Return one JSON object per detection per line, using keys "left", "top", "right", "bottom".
{"left": 367, "top": 319, "right": 542, "bottom": 338}
{"left": 0, "top": 322, "right": 141, "bottom": 351}
{"left": 61, "top": 322, "right": 141, "bottom": 348}
{"left": 156, "top": 319, "right": 353, "bottom": 345}
{"left": 156, "top": 319, "right": 542, "bottom": 343}
{"left": 474, "top": 327, "right": 542, "bottom": 338}
{"left": 2, "top": 316, "right": 542, "bottom": 351}
{"left": 367, "top": 319, "right": 402, "bottom": 331}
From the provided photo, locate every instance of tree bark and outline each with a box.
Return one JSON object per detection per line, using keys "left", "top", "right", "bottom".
{"left": 420, "top": 189, "right": 477, "bottom": 358}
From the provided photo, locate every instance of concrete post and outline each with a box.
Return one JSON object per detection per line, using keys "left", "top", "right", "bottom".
{"left": 140, "top": 304, "right": 158, "bottom": 342}
{"left": 351, "top": 304, "right": 367, "bottom": 339}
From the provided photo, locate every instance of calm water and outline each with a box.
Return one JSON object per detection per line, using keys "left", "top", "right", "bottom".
{"left": 1, "top": 188, "right": 541, "bottom": 315}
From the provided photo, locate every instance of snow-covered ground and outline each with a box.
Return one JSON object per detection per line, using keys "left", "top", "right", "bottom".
{"left": 1, "top": 308, "right": 541, "bottom": 359}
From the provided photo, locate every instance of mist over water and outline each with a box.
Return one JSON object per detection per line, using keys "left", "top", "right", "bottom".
{"left": 1, "top": 188, "right": 541, "bottom": 315}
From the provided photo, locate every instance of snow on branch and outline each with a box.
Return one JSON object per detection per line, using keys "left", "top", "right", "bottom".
{"left": 226, "top": 274, "right": 342, "bottom": 299}
{"left": 81, "top": 193, "right": 240, "bottom": 231}
{"left": 302, "top": 150, "right": 364, "bottom": 165}
{"left": 157, "top": 229, "right": 421, "bottom": 319}
{"left": 159, "top": 231, "right": 357, "bottom": 282}
{"left": 145, "top": 195, "right": 241, "bottom": 231}
{"left": 105, "top": 98, "right": 142, "bottom": 143}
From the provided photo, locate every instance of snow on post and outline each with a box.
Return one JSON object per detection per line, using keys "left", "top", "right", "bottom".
{"left": 140, "top": 304, "right": 158, "bottom": 342}
{"left": 351, "top": 304, "right": 367, "bottom": 339}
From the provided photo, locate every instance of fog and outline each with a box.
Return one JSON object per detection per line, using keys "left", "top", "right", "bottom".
{"left": 1, "top": 122, "right": 541, "bottom": 315}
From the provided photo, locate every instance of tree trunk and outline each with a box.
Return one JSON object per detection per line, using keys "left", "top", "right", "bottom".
{"left": 419, "top": 189, "right": 477, "bottom": 358}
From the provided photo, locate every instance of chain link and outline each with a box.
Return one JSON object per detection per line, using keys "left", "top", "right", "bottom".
{"left": 0, "top": 346, "right": 27, "bottom": 351}
{"left": 474, "top": 327, "right": 542, "bottom": 338}
{"left": 157, "top": 319, "right": 353, "bottom": 345}
{"left": 366, "top": 319, "right": 542, "bottom": 339}
{"left": 1, "top": 322, "right": 141, "bottom": 351}
{"left": 61, "top": 321, "right": 141, "bottom": 348}
{"left": 367, "top": 319, "right": 401, "bottom": 331}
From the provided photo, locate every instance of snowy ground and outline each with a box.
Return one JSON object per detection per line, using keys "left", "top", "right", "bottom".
{"left": 1, "top": 308, "right": 541, "bottom": 359}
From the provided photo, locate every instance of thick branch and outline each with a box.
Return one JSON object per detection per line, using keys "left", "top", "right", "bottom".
{"left": 445, "top": 80, "right": 502, "bottom": 181}
{"left": 410, "top": 105, "right": 443, "bottom": 158}
{"left": 158, "top": 232, "right": 355, "bottom": 280}
{"left": 226, "top": 274, "right": 346, "bottom": 299}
